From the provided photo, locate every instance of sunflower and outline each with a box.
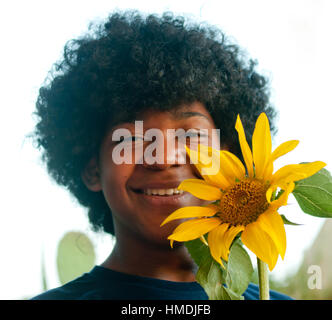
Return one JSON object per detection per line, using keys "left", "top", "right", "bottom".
{"left": 161, "top": 113, "right": 326, "bottom": 271}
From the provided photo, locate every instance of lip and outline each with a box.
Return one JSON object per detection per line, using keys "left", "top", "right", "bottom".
{"left": 129, "top": 180, "right": 192, "bottom": 207}
{"left": 134, "top": 190, "right": 191, "bottom": 207}
{"left": 131, "top": 180, "right": 184, "bottom": 191}
{"left": 129, "top": 177, "right": 199, "bottom": 208}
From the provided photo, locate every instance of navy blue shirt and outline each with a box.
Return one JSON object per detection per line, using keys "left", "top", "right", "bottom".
{"left": 31, "top": 265, "right": 291, "bottom": 300}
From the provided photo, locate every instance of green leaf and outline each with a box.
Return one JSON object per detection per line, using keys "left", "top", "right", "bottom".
{"left": 281, "top": 214, "right": 302, "bottom": 226}
{"left": 185, "top": 238, "right": 253, "bottom": 300}
{"left": 57, "top": 231, "right": 96, "bottom": 285}
{"left": 225, "top": 239, "right": 254, "bottom": 296}
{"left": 293, "top": 168, "right": 332, "bottom": 218}
{"left": 41, "top": 247, "right": 48, "bottom": 292}
{"left": 275, "top": 189, "right": 284, "bottom": 200}
{"left": 185, "top": 238, "right": 211, "bottom": 267}
{"left": 186, "top": 239, "right": 227, "bottom": 300}
{"left": 220, "top": 286, "right": 244, "bottom": 300}
{"left": 196, "top": 255, "right": 226, "bottom": 300}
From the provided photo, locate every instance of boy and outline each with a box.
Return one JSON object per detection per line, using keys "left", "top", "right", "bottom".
{"left": 31, "top": 11, "right": 290, "bottom": 300}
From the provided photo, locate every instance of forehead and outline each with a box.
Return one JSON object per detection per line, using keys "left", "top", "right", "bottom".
{"left": 113, "top": 102, "right": 215, "bottom": 130}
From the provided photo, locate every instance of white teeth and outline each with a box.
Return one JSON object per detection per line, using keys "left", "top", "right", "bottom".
{"left": 144, "top": 188, "right": 184, "bottom": 196}
{"left": 158, "top": 189, "right": 165, "bottom": 195}
{"left": 165, "top": 189, "right": 174, "bottom": 195}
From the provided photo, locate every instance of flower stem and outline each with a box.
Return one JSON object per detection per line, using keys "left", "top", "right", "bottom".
{"left": 257, "top": 258, "right": 270, "bottom": 300}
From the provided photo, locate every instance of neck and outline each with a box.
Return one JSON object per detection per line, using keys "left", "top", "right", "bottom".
{"left": 101, "top": 232, "right": 197, "bottom": 282}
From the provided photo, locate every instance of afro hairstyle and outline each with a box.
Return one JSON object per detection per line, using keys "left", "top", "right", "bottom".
{"left": 33, "top": 10, "right": 277, "bottom": 235}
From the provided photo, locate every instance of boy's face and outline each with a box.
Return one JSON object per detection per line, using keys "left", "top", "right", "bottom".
{"left": 95, "top": 102, "right": 220, "bottom": 247}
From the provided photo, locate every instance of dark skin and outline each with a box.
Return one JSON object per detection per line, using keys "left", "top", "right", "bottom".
{"left": 82, "top": 102, "right": 220, "bottom": 282}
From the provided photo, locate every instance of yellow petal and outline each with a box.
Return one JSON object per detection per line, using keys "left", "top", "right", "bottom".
{"left": 235, "top": 114, "right": 254, "bottom": 177}
{"left": 209, "top": 150, "right": 246, "bottom": 186}
{"left": 178, "top": 179, "right": 223, "bottom": 201}
{"left": 257, "top": 209, "right": 286, "bottom": 259}
{"left": 266, "top": 187, "right": 273, "bottom": 203}
{"left": 168, "top": 217, "right": 221, "bottom": 242}
{"left": 198, "top": 145, "right": 243, "bottom": 184}
{"left": 221, "top": 225, "right": 245, "bottom": 261}
{"left": 220, "top": 150, "right": 246, "bottom": 181}
{"left": 266, "top": 181, "right": 294, "bottom": 204}
{"left": 160, "top": 205, "right": 219, "bottom": 226}
{"left": 271, "top": 161, "right": 326, "bottom": 189}
{"left": 200, "top": 235, "right": 209, "bottom": 246}
{"left": 252, "top": 113, "right": 272, "bottom": 179}
{"left": 207, "top": 223, "right": 229, "bottom": 267}
{"left": 270, "top": 182, "right": 295, "bottom": 208}
{"left": 185, "top": 145, "right": 230, "bottom": 190}
{"left": 263, "top": 160, "right": 274, "bottom": 182}
{"left": 271, "top": 140, "right": 299, "bottom": 162}
{"left": 241, "top": 221, "right": 279, "bottom": 271}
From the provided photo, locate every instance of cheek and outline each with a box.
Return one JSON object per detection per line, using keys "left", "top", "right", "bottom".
{"left": 100, "top": 162, "right": 135, "bottom": 213}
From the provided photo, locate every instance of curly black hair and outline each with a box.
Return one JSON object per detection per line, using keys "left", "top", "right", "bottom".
{"left": 33, "top": 10, "right": 277, "bottom": 236}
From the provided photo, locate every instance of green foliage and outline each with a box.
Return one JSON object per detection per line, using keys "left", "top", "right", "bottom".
{"left": 185, "top": 238, "right": 253, "bottom": 300}
{"left": 41, "top": 248, "right": 48, "bottom": 291}
{"left": 250, "top": 268, "right": 289, "bottom": 294}
{"left": 280, "top": 214, "right": 302, "bottom": 226}
{"left": 195, "top": 253, "right": 226, "bottom": 300}
{"left": 293, "top": 168, "right": 332, "bottom": 218}
{"left": 225, "top": 240, "right": 254, "bottom": 296}
{"left": 56, "top": 231, "right": 96, "bottom": 285}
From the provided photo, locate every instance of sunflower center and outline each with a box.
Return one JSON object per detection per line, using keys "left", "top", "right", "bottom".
{"left": 217, "top": 179, "right": 269, "bottom": 226}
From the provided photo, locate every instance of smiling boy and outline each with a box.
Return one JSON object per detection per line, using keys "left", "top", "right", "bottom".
{"left": 92, "top": 102, "right": 219, "bottom": 283}
{"left": 31, "top": 11, "right": 290, "bottom": 300}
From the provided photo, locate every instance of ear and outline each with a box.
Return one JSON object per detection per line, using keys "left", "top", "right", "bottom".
{"left": 81, "top": 157, "right": 102, "bottom": 192}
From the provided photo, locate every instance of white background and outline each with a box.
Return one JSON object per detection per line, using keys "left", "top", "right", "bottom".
{"left": 0, "top": 0, "right": 331, "bottom": 299}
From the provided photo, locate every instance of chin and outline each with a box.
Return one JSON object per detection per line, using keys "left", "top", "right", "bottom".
{"left": 141, "top": 230, "right": 178, "bottom": 250}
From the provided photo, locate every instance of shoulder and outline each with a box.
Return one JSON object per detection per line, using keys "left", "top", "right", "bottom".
{"left": 30, "top": 267, "right": 107, "bottom": 300}
{"left": 244, "top": 283, "right": 293, "bottom": 300}
{"left": 30, "top": 266, "right": 292, "bottom": 300}
{"left": 30, "top": 266, "right": 208, "bottom": 300}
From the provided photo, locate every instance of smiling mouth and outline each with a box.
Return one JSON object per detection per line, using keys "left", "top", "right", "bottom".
{"left": 134, "top": 188, "right": 184, "bottom": 196}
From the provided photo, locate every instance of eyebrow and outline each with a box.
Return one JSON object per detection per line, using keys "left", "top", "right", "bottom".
{"left": 110, "top": 111, "right": 211, "bottom": 133}
{"left": 174, "top": 111, "right": 211, "bottom": 121}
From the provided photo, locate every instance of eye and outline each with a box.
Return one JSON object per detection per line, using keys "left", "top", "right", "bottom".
{"left": 186, "top": 130, "right": 200, "bottom": 138}
{"left": 185, "top": 129, "right": 208, "bottom": 140}
{"left": 124, "top": 136, "right": 144, "bottom": 143}
{"left": 184, "top": 129, "right": 210, "bottom": 148}
{"left": 114, "top": 135, "right": 144, "bottom": 145}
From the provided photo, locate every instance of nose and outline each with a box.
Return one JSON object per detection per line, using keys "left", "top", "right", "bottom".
{"left": 142, "top": 129, "right": 187, "bottom": 170}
